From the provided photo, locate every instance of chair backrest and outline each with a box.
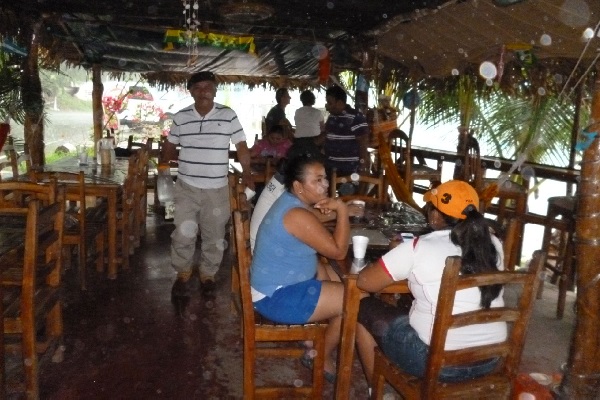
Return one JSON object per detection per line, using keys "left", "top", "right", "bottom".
{"left": 232, "top": 194, "right": 257, "bottom": 330}
{"left": 5, "top": 136, "right": 32, "bottom": 176}
{"left": 455, "top": 133, "right": 483, "bottom": 190}
{"left": 28, "top": 170, "right": 87, "bottom": 228}
{"left": 0, "top": 180, "right": 59, "bottom": 208}
{"left": 423, "top": 250, "right": 545, "bottom": 397}
{"left": 330, "top": 169, "right": 386, "bottom": 204}
{"left": 387, "top": 128, "right": 410, "bottom": 173}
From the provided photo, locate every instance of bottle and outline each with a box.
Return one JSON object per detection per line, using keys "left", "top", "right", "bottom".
{"left": 350, "top": 257, "right": 367, "bottom": 274}
{"left": 156, "top": 164, "right": 175, "bottom": 204}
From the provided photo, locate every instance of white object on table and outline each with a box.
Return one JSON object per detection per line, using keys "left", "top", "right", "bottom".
{"left": 352, "top": 235, "right": 369, "bottom": 259}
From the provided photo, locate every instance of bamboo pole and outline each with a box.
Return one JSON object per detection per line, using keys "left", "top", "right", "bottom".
{"left": 560, "top": 66, "right": 600, "bottom": 398}
{"left": 92, "top": 65, "right": 104, "bottom": 158}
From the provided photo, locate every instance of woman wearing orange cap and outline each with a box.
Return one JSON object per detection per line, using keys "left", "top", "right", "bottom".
{"left": 354, "top": 180, "right": 506, "bottom": 388}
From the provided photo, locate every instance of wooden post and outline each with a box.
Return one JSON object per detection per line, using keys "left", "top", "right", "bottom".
{"left": 20, "top": 19, "right": 45, "bottom": 168}
{"left": 560, "top": 65, "right": 600, "bottom": 398}
{"left": 92, "top": 65, "right": 104, "bottom": 158}
{"left": 568, "top": 86, "right": 583, "bottom": 195}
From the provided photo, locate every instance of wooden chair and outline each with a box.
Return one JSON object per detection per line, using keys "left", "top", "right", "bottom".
{"left": 131, "top": 143, "right": 150, "bottom": 248}
{"left": 454, "top": 133, "right": 483, "bottom": 190}
{"left": 330, "top": 169, "right": 386, "bottom": 204}
{"left": 232, "top": 200, "right": 328, "bottom": 399}
{"left": 29, "top": 171, "right": 107, "bottom": 290}
{"left": 388, "top": 129, "right": 442, "bottom": 193}
{"left": 228, "top": 174, "right": 246, "bottom": 315}
{"left": 1, "top": 193, "right": 65, "bottom": 398}
{"left": 0, "top": 180, "right": 59, "bottom": 208}
{"left": 538, "top": 195, "right": 576, "bottom": 319}
{"left": 114, "top": 153, "right": 140, "bottom": 270}
{"left": 480, "top": 178, "right": 529, "bottom": 270}
{"left": 4, "top": 136, "right": 32, "bottom": 176}
{"left": 371, "top": 250, "right": 546, "bottom": 400}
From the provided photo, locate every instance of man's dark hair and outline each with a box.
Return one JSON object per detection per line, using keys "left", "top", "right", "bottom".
{"left": 300, "top": 90, "right": 316, "bottom": 106}
{"left": 187, "top": 71, "right": 216, "bottom": 89}
{"left": 326, "top": 85, "right": 347, "bottom": 103}
{"left": 275, "top": 88, "right": 289, "bottom": 104}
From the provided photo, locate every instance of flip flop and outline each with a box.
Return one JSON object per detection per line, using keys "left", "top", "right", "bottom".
{"left": 300, "top": 353, "right": 336, "bottom": 383}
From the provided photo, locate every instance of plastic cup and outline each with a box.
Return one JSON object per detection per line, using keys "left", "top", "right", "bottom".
{"left": 78, "top": 151, "right": 88, "bottom": 165}
{"left": 347, "top": 199, "right": 366, "bottom": 218}
{"left": 352, "top": 235, "right": 369, "bottom": 259}
{"left": 244, "top": 186, "right": 256, "bottom": 201}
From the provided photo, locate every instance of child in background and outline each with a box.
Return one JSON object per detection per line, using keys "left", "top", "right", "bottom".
{"left": 250, "top": 124, "right": 292, "bottom": 166}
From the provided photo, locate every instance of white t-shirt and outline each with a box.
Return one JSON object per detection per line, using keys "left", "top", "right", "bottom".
{"left": 294, "top": 106, "right": 324, "bottom": 138}
{"left": 378, "top": 229, "right": 507, "bottom": 350}
{"left": 250, "top": 173, "right": 285, "bottom": 252}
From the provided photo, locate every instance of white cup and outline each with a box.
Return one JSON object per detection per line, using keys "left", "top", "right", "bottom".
{"left": 352, "top": 235, "right": 369, "bottom": 259}
{"left": 244, "top": 186, "right": 256, "bottom": 201}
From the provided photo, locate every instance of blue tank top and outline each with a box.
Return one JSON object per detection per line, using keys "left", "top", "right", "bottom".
{"left": 251, "top": 191, "right": 318, "bottom": 297}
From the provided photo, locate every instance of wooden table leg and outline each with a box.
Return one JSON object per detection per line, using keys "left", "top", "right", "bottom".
{"left": 107, "top": 188, "right": 117, "bottom": 279}
{"left": 334, "top": 275, "right": 361, "bottom": 400}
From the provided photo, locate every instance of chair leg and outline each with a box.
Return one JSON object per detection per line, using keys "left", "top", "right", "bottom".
{"left": 95, "top": 232, "right": 105, "bottom": 273}
{"left": 243, "top": 345, "right": 255, "bottom": 400}
{"left": 371, "top": 350, "right": 387, "bottom": 400}
{"left": 79, "top": 241, "right": 87, "bottom": 290}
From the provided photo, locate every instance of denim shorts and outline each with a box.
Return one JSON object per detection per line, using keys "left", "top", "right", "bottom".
{"left": 253, "top": 279, "right": 322, "bottom": 324}
{"left": 381, "top": 315, "right": 498, "bottom": 382}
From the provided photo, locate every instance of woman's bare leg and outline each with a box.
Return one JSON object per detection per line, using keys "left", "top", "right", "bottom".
{"left": 309, "top": 281, "right": 345, "bottom": 373}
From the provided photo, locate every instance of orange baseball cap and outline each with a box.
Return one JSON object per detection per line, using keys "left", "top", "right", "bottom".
{"left": 423, "top": 180, "right": 479, "bottom": 219}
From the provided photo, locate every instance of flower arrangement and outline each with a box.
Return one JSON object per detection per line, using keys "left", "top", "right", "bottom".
{"left": 102, "top": 95, "right": 128, "bottom": 130}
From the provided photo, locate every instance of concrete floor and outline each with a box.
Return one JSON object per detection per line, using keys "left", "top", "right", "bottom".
{"left": 27, "top": 198, "right": 575, "bottom": 399}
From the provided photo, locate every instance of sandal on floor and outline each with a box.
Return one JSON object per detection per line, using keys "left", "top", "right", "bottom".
{"left": 300, "top": 353, "right": 336, "bottom": 383}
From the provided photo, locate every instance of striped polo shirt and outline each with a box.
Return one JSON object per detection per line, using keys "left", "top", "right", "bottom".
{"left": 323, "top": 107, "right": 369, "bottom": 174}
{"left": 168, "top": 102, "right": 246, "bottom": 189}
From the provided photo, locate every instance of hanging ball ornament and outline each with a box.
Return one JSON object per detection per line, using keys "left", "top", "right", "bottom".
{"left": 479, "top": 61, "right": 498, "bottom": 80}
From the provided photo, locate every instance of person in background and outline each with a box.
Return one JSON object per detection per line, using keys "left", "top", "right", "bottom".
{"left": 250, "top": 124, "right": 292, "bottom": 167}
{"left": 265, "top": 87, "right": 292, "bottom": 137}
{"left": 251, "top": 155, "right": 363, "bottom": 383}
{"left": 354, "top": 180, "right": 506, "bottom": 391}
{"left": 293, "top": 90, "right": 324, "bottom": 158}
{"left": 323, "top": 85, "right": 370, "bottom": 176}
{"left": 162, "top": 71, "right": 253, "bottom": 303}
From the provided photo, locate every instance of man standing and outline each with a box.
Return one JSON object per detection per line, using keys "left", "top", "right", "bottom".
{"left": 161, "top": 71, "right": 253, "bottom": 302}
{"left": 323, "top": 85, "right": 370, "bottom": 176}
{"left": 265, "top": 87, "right": 292, "bottom": 136}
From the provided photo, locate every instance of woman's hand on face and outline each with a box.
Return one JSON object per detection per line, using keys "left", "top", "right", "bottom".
{"left": 314, "top": 197, "right": 347, "bottom": 215}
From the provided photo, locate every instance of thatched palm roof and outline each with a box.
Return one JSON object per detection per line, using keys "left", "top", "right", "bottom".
{"left": 1, "top": 1, "right": 598, "bottom": 88}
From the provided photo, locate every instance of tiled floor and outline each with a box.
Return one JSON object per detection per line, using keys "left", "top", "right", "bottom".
{"left": 20, "top": 200, "right": 574, "bottom": 399}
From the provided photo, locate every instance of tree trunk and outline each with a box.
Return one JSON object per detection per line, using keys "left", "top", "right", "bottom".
{"left": 20, "top": 19, "right": 45, "bottom": 168}
{"left": 560, "top": 65, "right": 600, "bottom": 399}
{"left": 92, "top": 65, "right": 104, "bottom": 158}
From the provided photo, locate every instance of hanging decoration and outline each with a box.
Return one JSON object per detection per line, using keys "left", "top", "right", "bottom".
{"left": 164, "top": 30, "right": 256, "bottom": 54}
{"left": 575, "top": 126, "right": 598, "bottom": 152}
{"left": 182, "top": 0, "right": 200, "bottom": 54}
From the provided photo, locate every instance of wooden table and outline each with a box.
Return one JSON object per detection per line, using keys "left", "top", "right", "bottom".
{"left": 43, "top": 157, "right": 130, "bottom": 278}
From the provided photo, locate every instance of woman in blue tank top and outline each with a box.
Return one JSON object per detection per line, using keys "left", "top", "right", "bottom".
{"left": 251, "top": 155, "right": 356, "bottom": 382}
